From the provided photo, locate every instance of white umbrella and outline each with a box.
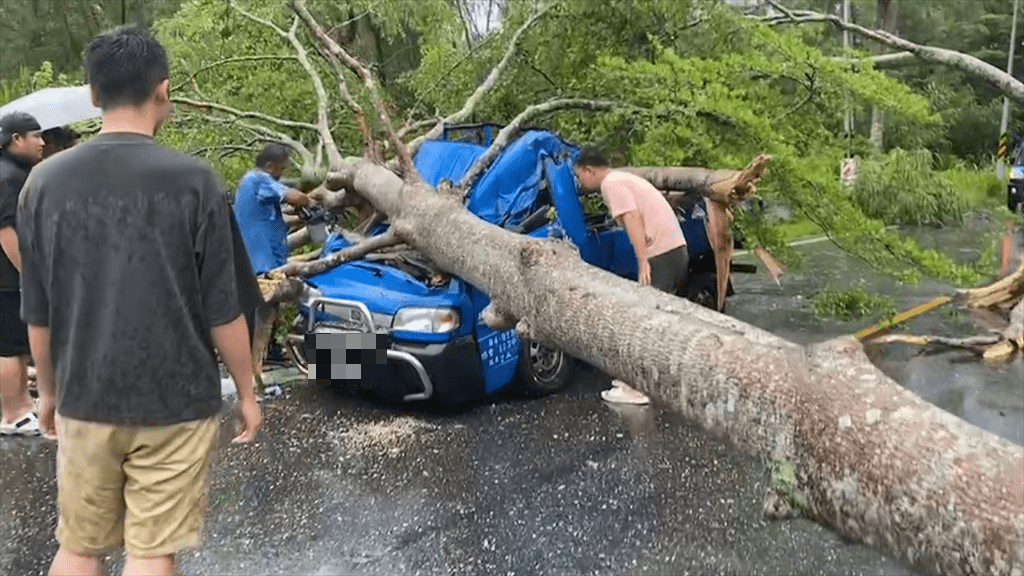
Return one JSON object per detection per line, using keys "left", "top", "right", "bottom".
{"left": 0, "top": 85, "right": 101, "bottom": 131}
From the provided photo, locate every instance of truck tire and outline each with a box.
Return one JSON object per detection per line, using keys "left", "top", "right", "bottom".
{"left": 514, "top": 338, "right": 576, "bottom": 396}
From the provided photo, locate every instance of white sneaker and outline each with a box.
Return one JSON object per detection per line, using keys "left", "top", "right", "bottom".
{"left": 0, "top": 411, "right": 42, "bottom": 437}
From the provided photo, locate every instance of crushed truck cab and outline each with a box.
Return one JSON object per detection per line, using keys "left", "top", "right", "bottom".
{"left": 291, "top": 124, "right": 748, "bottom": 406}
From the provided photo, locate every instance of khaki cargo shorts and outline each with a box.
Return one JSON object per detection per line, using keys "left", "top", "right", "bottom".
{"left": 55, "top": 415, "right": 220, "bottom": 558}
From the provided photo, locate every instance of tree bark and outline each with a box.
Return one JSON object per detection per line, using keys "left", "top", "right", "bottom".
{"left": 622, "top": 154, "right": 772, "bottom": 205}
{"left": 323, "top": 156, "right": 1024, "bottom": 576}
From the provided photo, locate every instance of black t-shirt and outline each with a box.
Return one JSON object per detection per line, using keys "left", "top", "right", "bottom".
{"left": 17, "top": 132, "right": 243, "bottom": 425}
{"left": 0, "top": 151, "right": 33, "bottom": 291}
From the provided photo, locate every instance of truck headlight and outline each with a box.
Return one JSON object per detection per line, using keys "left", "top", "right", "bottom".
{"left": 1011, "top": 167, "right": 1024, "bottom": 180}
{"left": 392, "top": 307, "right": 460, "bottom": 333}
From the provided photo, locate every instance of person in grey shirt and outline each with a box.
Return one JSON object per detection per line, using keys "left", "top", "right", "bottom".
{"left": 18, "top": 24, "right": 261, "bottom": 576}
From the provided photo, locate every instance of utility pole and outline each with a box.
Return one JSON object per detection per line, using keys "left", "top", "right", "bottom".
{"left": 843, "top": 0, "right": 853, "bottom": 137}
{"left": 998, "top": 0, "right": 1020, "bottom": 180}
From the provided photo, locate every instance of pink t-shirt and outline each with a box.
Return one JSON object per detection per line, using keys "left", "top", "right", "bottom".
{"left": 600, "top": 170, "right": 686, "bottom": 259}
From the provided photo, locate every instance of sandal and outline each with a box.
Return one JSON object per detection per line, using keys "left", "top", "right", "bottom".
{"left": 600, "top": 385, "right": 650, "bottom": 405}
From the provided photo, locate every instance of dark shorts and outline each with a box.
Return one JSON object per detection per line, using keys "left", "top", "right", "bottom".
{"left": 0, "top": 290, "right": 30, "bottom": 357}
{"left": 649, "top": 245, "right": 689, "bottom": 296}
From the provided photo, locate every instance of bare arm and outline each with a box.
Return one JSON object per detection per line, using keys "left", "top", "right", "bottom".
{"left": 27, "top": 325, "right": 54, "bottom": 399}
{"left": 0, "top": 227, "right": 20, "bottom": 273}
{"left": 211, "top": 314, "right": 257, "bottom": 403}
{"left": 617, "top": 210, "right": 648, "bottom": 264}
{"left": 284, "top": 188, "right": 313, "bottom": 208}
{"left": 617, "top": 210, "right": 651, "bottom": 285}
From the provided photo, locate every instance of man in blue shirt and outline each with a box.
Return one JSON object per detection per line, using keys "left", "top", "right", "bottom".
{"left": 233, "top": 143, "right": 314, "bottom": 274}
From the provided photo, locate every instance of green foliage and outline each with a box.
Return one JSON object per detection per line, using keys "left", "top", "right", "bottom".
{"left": 849, "top": 148, "right": 967, "bottom": 227}
{"left": 0, "top": 0, "right": 184, "bottom": 78}
{"left": 811, "top": 284, "right": 897, "bottom": 322}
{"left": 581, "top": 194, "right": 607, "bottom": 216}
{"left": 769, "top": 458, "right": 811, "bottom": 516}
{"left": 273, "top": 302, "right": 299, "bottom": 345}
{"left": 3, "top": 0, "right": 1005, "bottom": 295}
{"left": 152, "top": 0, "right": 463, "bottom": 190}
{"left": 0, "top": 61, "right": 80, "bottom": 106}
{"left": 294, "top": 242, "right": 323, "bottom": 256}
{"left": 943, "top": 166, "right": 1008, "bottom": 208}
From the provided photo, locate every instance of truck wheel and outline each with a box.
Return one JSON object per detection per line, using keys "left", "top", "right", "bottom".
{"left": 515, "top": 338, "right": 576, "bottom": 396}
{"left": 685, "top": 272, "right": 724, "bottom": 312}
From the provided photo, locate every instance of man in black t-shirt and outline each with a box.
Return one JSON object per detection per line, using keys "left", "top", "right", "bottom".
{"left": 0, "top": 111, "right": 44, "bottom": 437}
{"left": 17, "top": 25, "right": 261, "bottom": 576}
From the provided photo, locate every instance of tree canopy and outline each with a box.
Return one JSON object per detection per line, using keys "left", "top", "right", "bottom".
{"left": 2, "top": 0, "right": 1020, "bottom": 287}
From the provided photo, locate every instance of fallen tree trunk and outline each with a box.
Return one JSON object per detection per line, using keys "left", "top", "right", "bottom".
{"left": 327, "top": 157, "right": 1024, "bottom": 576}
{"left": 244, "top": 3, "right": 1024, "bottom": 573}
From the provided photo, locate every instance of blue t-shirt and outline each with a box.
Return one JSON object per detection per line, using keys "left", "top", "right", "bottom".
{"left": 233, "top": 169, "right": 290, "bottom": 274}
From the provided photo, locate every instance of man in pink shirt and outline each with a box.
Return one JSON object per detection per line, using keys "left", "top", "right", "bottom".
{"left": 573, "top": 147, "right": 688, "bottom": 405}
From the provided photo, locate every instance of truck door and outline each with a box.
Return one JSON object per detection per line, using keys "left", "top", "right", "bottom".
{"left": 469, "top": 287, "right": 522, "bottom": 394}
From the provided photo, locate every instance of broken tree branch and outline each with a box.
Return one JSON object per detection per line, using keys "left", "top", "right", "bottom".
{"left": 832, "top": 52, "right": 917, "bottom": 69}
{"left": 963, "top": 257, "right": 1024, "bottom": 309}
{"left": 623, "top": 154, "right": 773, "bottom": 206}
{"left": 397, "top": 117, "right": 443, "bottom": 140}
{"left": 292, "top": 7, "right": 375, "bottom": 160}
{"left": 458, "top": 98, "right": 620, "bottom": 192}
{"left": 866, "top": 297, "right": 1022, "bottom": 360}
{"left": 274, "top": 229, "right": 401, "bottom": 277}
{"left": 757, "top": 2, "right": 1024, "bottom": 102}
{"left": 172, "top": 55, "right": 300, "bottom": 93}
{"left": 292, "top": 0, "right": 414, "bottom": 173}
{"left": 401, "top": 28, "right": 502, "bottom": 132}
{"left": 172, "top": 96, "right": 319, "bottom": 132}
{"left": 408, "top": 1, "right": 554, "bottom": 156}
{"left": 230, "top": 2, "right": 344, "bottom": 168}
{"left": 868, "top": 332, "right": 1004, "bottom": 349}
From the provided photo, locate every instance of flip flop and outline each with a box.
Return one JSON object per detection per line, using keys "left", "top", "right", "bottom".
{"left": 601, "top": 386, "right": 650, "bottom": 405}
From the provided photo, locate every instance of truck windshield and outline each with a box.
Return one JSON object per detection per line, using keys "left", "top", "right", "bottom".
{"left": 1016, "top": 144, "right": 1024, "bottom": 165}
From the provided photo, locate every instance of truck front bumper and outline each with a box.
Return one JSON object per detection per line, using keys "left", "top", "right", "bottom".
{"left": 303, "top": 297, "right": 486, "bottom": 406}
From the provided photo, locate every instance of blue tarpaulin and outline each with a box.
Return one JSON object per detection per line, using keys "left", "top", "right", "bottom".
{"left": 412, "top": 129, "right": 580, "bottom": 230}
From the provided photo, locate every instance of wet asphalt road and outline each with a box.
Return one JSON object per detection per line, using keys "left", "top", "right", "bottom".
{"left": 2, "top": 222, "right": 1021, "bottom": 576}
{"left": 2, "top": 371, "right": 914, "bottom": 576}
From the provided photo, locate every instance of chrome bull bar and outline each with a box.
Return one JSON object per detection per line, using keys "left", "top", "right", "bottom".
{"left": 306, "top": 296, "right": 434, "bottom": 402}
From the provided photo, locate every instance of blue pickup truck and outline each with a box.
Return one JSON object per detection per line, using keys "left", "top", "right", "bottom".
{"left": 287, "top": 124, "right": 746, "bottom": 406}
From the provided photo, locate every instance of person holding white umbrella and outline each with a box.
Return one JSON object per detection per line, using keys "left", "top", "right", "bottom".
{"left": 0, "top": 111, "right": 44, "bottom": 437}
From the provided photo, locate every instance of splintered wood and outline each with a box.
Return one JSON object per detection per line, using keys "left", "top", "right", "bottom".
{"left": 258, "top": 271, "right": 289, "bottom": 301}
